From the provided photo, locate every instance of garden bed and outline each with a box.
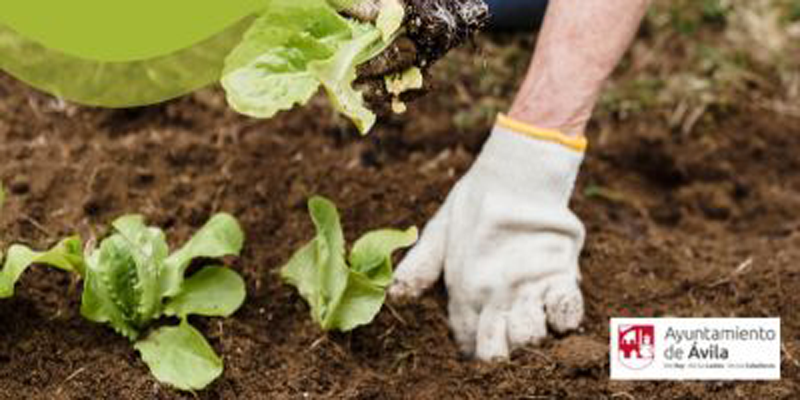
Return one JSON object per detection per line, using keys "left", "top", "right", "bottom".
{"left": 1, "top": 29, "right": 799, "bottom": 398}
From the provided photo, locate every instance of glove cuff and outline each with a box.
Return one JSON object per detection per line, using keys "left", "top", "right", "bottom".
{"left": 495, "top": 114, "right": 588, "bottom": 152}
{"left": 474, "top": 114, "right": 587, "bottom": 207}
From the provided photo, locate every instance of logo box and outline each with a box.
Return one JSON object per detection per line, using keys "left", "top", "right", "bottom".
{"left": 610, "top": 318, "right": 781, "bottom": 380}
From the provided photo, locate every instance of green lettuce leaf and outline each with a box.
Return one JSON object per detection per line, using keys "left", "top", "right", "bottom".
{"left": 0, "top": 237, "right": 84, "bottom": 299}
{"left": 162, "top": 213, "right": 244, "bottom": 297}
{"left": 0, "top": 183, "right": 86, "bottom": 298}
{"left": 113, "top": 215, "right": 170, "bottom": 328}
{"left": 281, "top": 197, "right": 350, "bottom": 330}
{"left": 349, "top": 226, "right": 417, "bottom": 287}
{"left": 164, "top": 266, "right": 246, "bottom": 318}
{"left": 222, "top": 0, "right": 400, "bottom": 134}
{"left": 323, "top": 270, "right": 386, "bottom": 331}
{"left": 135, "top": 320, "right": 223, "bottom": 392}
{"left": 80, "top": 221, "right": 168, "bottom": 340}
{"left": 311, "top": 21, "right": 386, "bottom": 132}
{"left": 82, "top": 213, "right": 245, "bottom": 338}
{"left": 80, "top": 213, "right": 246, "bottom": 390}
{"left": 281, "top": 196, "right": 415, "bottom": 331}
{"left": 221, "top": 3, "right": 346, "bottom": 120}
{"left": 81, "top": 246, "right": 141, "bottom": 340}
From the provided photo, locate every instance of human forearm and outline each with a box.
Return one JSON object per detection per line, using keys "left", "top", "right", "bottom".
{"left": 509, "top": 0, "right": 649, "bottom": 137}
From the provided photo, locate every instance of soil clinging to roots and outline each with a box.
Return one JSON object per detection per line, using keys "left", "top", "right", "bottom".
{"left": 405, "top": 0, "right": 490, "bottom": 64}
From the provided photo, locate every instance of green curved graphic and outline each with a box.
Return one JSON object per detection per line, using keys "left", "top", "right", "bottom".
{"left": 0, "top": 0, "right": 267, "bottom": 62}
{"left": 0, "top": 0, "right": 270, "bottom": 107}
{"left": 0, "top": 0, "right": 361, "bottom": 108}
{"left": 0, "top": 21, "right": 252, "bottom": 107}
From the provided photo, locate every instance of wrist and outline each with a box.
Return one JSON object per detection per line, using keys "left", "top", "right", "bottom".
{"left": 508, "top": 89, "right": 598, "bottom": 139}
{"left": 506, "top": 107, "right": 590, "bottom": 139}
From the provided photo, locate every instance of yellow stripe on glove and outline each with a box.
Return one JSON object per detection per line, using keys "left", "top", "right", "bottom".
{"left": 496, "top": 114, "right": 588, "bottom": 152}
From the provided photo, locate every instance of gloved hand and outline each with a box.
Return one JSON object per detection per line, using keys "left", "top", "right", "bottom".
{"left": 390, "top": 114, "right": 587, "bottom": 360}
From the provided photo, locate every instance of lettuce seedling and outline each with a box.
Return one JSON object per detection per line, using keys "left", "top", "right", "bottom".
{"left": 80, "top": 213, "right": 246, "bottom": 391}
{"left": 0, "top": 238, "right": 84, "bottom": 298}
{"left": 0, "top": 182, "right": 84, "bottom": 298}
{"left": 281, "top": 196, "right": 417, "bottom": 331}
{"left": 221, "top": 0, "right": 406, "bottom": 134}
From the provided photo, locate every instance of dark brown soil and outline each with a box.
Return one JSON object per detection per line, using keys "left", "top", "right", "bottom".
{"left": 1, "top": 34, "right": 799, "bottom": 399}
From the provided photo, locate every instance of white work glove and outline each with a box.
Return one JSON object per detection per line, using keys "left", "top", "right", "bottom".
{"left": 390, "top": 114, "right": 587, "bottom": 360}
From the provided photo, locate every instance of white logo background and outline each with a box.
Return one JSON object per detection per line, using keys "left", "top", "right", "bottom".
{"left": 610, "top": 318, "right": 781, "bottom": 380}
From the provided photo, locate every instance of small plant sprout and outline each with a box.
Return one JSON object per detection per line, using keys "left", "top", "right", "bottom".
{"left": 0, "top": 182, "right": 84, "bottom": 298}
{"left": 79, "top": 213, "right": 246, "bottom": 391}
{"left": 0, "top": 238, "right": 84, "bottom": 299}
{"left": 281, "top": 196, "right": 417, "bottom": 332}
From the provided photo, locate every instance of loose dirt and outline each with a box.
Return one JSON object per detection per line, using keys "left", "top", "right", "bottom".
{"left": 1, "top": 34, "right": 798, "bottom": 399}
